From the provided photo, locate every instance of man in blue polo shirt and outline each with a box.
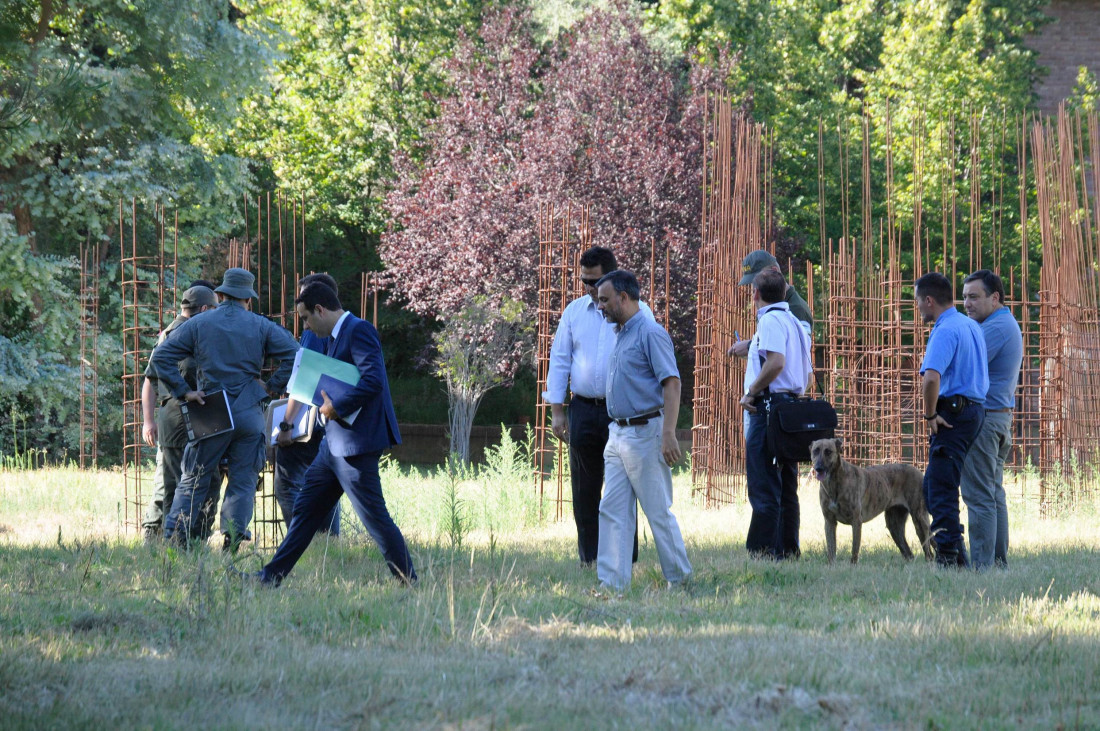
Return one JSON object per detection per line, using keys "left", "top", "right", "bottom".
{"left": 960, "top": 270, "right": 1022, "bottom": 570}
{"left": 916, "top": 272, "right": 989, "bottom": 568}
{"left": 593, "top": 269, "right": 692, "bottom": 593}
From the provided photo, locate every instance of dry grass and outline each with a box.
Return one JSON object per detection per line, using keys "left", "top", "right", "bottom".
{"left": 1, "top": 464, "right": 1099, "bottom": 730}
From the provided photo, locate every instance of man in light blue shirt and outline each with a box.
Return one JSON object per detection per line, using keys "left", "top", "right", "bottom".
{"left": 593, "top": 270, "right": 691, "bottom": 592}
{"left": 960, "top": 270, "right": 1022, "bottom": 570}
{"left": 916, "top": 272, "right": 988, "bottom": 568}
{"left": 543, "top": 247, "right": 650, "bottom": 565}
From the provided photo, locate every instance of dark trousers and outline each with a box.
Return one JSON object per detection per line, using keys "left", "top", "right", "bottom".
{"left": 745, "top": 394, "right": 800, "bottom": 558}
{"left": 262, "top": 440, "right": 415, "bottom": 584}
{"left": 569, "top": 398, "right": 637, "bottom": 564}
{"left": 274, "top": 436, "right": 339, "bottom": 536}
{"left": 143, "top": 445, "right": 221, "bottom": 538}
{"left": 924, "top": 400, "right": 984, "bottom": 552}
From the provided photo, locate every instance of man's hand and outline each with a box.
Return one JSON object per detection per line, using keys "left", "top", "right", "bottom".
{"left": 319, "top": 390, "right": 337, "bottom": 420}
{"left": 739, "top": 393, "right": 757, "bottom": 413}
{"left": 142, "top": 421, "right": 158, "bottom": 447}
{"left": 927, "top": 414, "right": 951, "bottom": 435}
{"left": 276, "top": 429, "right": 293, "bottom": 448}
{"left": 551, "top": 403, "right": 569, "bottom": 442}
{"left": 661, "top": 429, "right": 682, "bottom": 465}
{"left": 184, "top": 390, "right": 206, "bottom": 405}
{"left": 727, "top": 339, "right": 750, "bottom": 358}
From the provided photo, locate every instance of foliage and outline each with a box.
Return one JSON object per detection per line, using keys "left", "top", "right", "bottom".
{"left": 434, "top": 295, "right": 532, "bottom": 463}
{"left": 1067, "top": 66, "right": 1100, "bottom": 113}
{"left": 646, "top": 0, "right": 1051, "bottom": 273}
{"left": 234, "top": 0, "right": 489, "bottom": 240}
{"left": 382, "top": 2, "right": 722, "bottom": 355}
{"left": 0, "top": 1, "right": 273, "bottom": 255}
{"left": 0, "top": 213, "right": 81, "bottom": 459}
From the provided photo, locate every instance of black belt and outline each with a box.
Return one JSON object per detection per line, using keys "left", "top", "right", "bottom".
{"left": 613, "top": 411, "right": 662, "bottom": 427}
{"left": 571, "top": 394, "right": 606, "bottom": 407}
{"left": 985, "top": 407, "right": 1011, "bottom": 413}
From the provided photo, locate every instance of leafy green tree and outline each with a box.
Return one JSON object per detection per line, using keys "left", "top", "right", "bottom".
{"left": 234, "top": 0, "right": 489, "bottom": 243}
{"left": 0, "top": 1, "right": 272, "bottom": 256}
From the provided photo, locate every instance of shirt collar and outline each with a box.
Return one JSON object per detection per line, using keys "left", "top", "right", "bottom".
{"left": 614, "top": 309, "right": 643, "bottom": 334}
{"left": 755, "top": 301, "right": 790, "bottom": 319}
{"left": 330, "top": 310, "right": 352, "bottom": 340}
{"left": 933, "top": 307, "right": 959, "bottom": 328}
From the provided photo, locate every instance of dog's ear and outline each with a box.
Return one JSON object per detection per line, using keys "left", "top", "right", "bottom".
{"left": 834, "top": 437, "right": 843, "bottom": 453}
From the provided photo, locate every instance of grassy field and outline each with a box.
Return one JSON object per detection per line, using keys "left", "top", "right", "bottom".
{"left": 1, "top": 452, "right": 1099, "bottom": 730}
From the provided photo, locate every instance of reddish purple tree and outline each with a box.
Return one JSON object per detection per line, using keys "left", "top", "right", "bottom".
{"left": 382, "top": 2, "right": 731, "bottom": 355}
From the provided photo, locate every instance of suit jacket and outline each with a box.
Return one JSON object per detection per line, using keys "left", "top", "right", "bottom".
{"left": 323, "top": 313, "right": 401, "bottom": 457}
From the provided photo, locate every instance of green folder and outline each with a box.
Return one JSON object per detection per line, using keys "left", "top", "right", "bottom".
{"left": 286, "top": 348, "right": 362, "bottom": 420}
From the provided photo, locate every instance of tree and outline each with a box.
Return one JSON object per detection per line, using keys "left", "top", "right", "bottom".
{"left": 434, "top": 295, "right": 531, "bottom": 464}
{"left": 382, "top": 2, "right": 716, "bottom": 353}
{"left": 0, "top": 1, "right": 272, "bottom": 256}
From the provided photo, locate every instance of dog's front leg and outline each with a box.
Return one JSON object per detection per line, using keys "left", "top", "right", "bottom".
{"left": 850, "top": 519, "right": 862, "bottom": 564}
{"left": 825, "top": 517, "right": 838, "bottom": 563}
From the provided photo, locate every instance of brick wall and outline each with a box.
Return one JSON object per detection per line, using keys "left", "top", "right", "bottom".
{"left": 1029, "top": 0, "right": 1100, "bottom": 114}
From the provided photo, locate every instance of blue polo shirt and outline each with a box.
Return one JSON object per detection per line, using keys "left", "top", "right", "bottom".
{"left": 920, "top": 308, "right": 989, "bottom": 403}
{"left": 980, "top": 306, "right": 1023, "bottom": 410}
{"left": 604, "top": 310, "right": 679, "bottom": 420}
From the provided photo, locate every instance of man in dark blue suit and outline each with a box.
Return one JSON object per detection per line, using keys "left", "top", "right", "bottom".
{"left": 272, "top": 273, "right": 341, "bottom": 537}
{"left": 258, "top": 282, "right": 415, "bottom": 585}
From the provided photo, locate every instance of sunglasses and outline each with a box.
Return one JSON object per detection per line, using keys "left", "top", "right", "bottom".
{"left": 580, "top": 277, "right": 601, "bottom": 288}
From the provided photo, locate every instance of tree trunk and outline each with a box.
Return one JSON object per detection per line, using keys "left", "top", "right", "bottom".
{"left": 447, "top": 388, "right": 484, "bottom": 464}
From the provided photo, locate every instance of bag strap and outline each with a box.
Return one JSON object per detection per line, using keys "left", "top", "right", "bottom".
{"left": 758, "top": 306, "right": 825, "bottom": 397}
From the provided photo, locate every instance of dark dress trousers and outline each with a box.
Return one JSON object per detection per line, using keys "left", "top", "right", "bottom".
{"left": 261, "top": 314, "right": 415, "bottom": 584}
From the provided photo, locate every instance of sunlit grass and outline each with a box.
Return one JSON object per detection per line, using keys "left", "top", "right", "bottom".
{"left": 1, "top": 455, "right": 1099, "bottom": 729}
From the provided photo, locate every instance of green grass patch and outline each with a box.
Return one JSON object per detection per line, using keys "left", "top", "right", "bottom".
{"left": 1, "top": 459, "right": 1098, "bottom": 729}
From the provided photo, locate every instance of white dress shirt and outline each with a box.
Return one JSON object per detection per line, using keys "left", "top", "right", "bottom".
{"left": 542, "top": 295, "right": 655, "bottom": 404}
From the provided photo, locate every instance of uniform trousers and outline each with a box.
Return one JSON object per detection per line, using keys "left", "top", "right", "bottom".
{"left": 142, "top": 445, "right": 221, "bottom": 538}
{"left": 165, "top": 404, "right": 266, "bottom": 544}
{"left": 274, "top": 435, "right": 340, "bottom": 536}
{"left": 744, "top": 394, "right": 800, "bottom": 558}
{"left": 596, "top": 418, "right": 691, "bottom": 591}
{"left": 959, "top": 409, "right": 1011, "bottom": 569}
{"left": 261, "top": 440, "right": 415, "bottom": 584}
{"left": 568, "top": 397, "right": 637, "bottom": 564}
{"left": 924, "top": 400, "right": 984, "bottom": 553}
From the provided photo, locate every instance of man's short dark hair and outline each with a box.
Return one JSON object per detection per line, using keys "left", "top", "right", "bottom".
{"left": 915, "top": 272, "right": 954, "bottom": 306}
{"left": 579, "top": 246, "right": 617, "bottom": 274}
{"left": 963, "top": 269, "right": 1005, "bottom": 304}
{"left": 189, "top": 279, "right": 215, "bottom": 290}
{"left": 595, "top": 269, "right": 640, "bottom": 301}
{"left": 753, "top": 269, "right": 786, "bottom": 304}
{"left": 299, "top": 272, "right": 339, "bottom": 296}
{"left": 296, "top": 281, "right": 342, "bottom": 312}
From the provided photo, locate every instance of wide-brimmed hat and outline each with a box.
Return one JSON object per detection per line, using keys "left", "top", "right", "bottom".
{"left": 738, "top": 250, "right": 779, "bottom": 286}
{"left": 215, "top": 268, "right": 258, "bottom": 300}
{"left": 180, "top": 285, "right": 217, "bottom": 309}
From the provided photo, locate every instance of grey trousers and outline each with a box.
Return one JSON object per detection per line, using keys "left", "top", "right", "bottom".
{"left": 142, "top": 445, "right": 221, "bottom": 537}
{"left": 597, "top": 418, "right": 692, "bottom": 591}
{"left": 165, "top": 404, "right": 266, "bottom": 543}
{"left": 959, "top": 410, "right": 1012, "bottom": 570}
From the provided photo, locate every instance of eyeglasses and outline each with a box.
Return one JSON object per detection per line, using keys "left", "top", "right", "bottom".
{"left": 580, "top": 277, "right": 601, "bottom": 288}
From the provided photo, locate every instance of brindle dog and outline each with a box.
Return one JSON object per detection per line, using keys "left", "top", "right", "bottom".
{"left": 810, "top": 437, "right": 934, "bottom": 564}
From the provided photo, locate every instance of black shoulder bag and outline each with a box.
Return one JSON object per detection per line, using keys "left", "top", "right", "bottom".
{"left": 761, "top": 311, "right": 837, "bottom": 463}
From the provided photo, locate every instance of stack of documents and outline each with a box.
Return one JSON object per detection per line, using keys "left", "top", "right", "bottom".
{"left": 285, "top": 349, "right": 362, "bottom": 424}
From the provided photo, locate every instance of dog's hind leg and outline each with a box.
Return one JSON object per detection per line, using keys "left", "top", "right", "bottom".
{"left": 911, "top": 507, "right": 935, "bottom": 561}
{"left": 885, "top": 506, "right": 914, "bottom": 560}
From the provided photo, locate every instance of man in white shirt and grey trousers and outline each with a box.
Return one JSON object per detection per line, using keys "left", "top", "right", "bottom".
{"left": 544, "top": 246, "right": 652, "bottom": 566}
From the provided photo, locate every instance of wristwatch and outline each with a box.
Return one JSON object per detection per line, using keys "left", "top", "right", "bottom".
{"left": 278, "top": 421, "right": 293, "bottom": 432}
